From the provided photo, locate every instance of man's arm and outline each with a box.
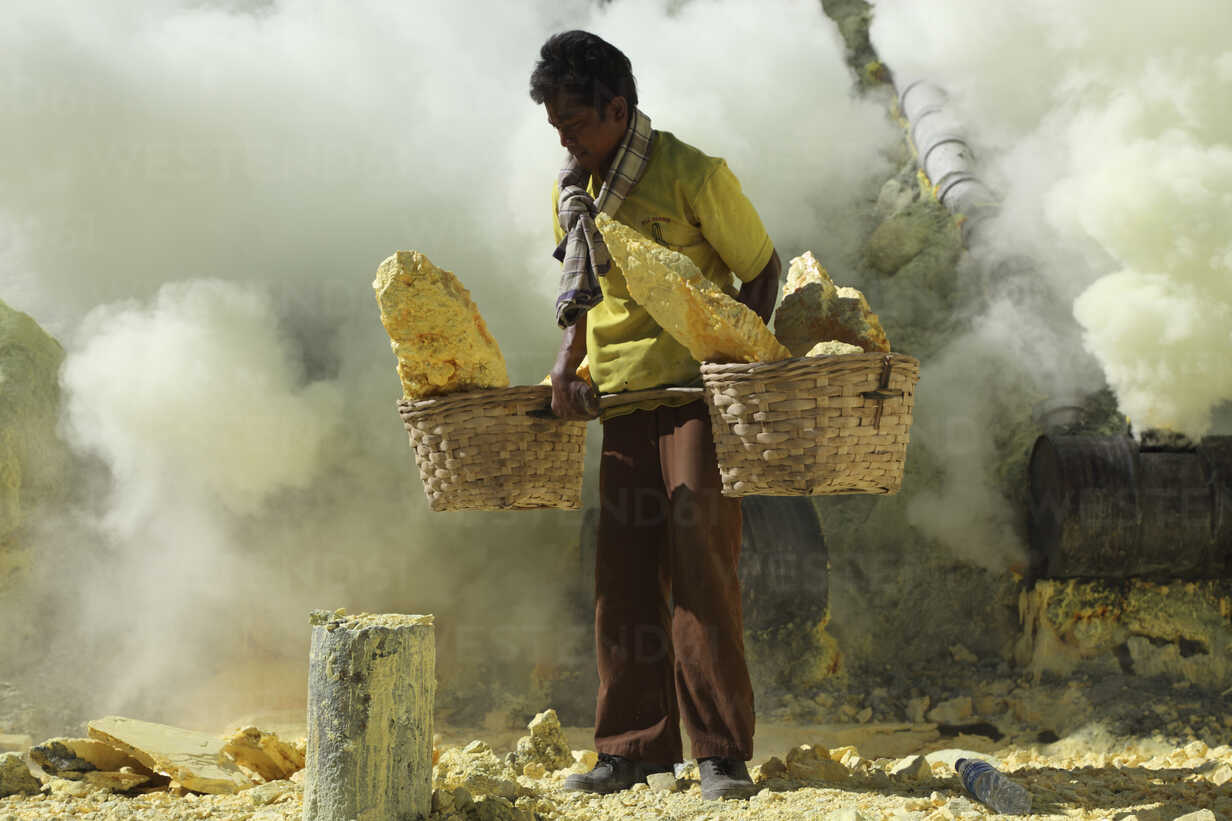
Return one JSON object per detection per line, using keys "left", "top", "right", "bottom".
{"left": 550, "top": 314, "right": 597, "bottom": 419}
{"left": 736, "top": 249, "right": 781, "bottom": 325}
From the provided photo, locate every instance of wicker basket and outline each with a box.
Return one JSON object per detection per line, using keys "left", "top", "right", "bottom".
{"left": 700, "top": 353, "right": 920, "bottom": 497}
{"left": 397, "top": 385, "right": 586, "bottom": 512}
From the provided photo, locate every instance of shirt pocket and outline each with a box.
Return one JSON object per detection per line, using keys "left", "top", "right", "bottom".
{"left": 641, "top": 217, "right": 702, "bottom": 253}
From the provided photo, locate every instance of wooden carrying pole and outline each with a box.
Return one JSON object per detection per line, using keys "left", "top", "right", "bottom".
{"left": 304, "top": 611, "right": 435, "bottom": 821}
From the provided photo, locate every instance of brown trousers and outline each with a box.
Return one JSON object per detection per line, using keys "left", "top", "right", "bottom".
{"left": 592, "top": 400, "right": 754, "bottom": 765}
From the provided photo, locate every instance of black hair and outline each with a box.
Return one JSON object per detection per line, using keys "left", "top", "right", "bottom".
{"left": 529, "top": 30, "right": 638, "bottom": 118}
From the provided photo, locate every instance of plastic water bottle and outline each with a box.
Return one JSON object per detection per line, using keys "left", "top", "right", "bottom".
{"left": 955, "top": 758, "right": 1031, "bottom": 815}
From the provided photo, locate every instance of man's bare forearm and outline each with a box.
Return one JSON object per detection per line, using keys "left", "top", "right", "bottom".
{"left": 550, "top": 314, "right": 596, "bottom": 419}
{"left": 737, "top": 249, "right": 781, "bottom": 325}
{"left": 552, "top": 313, "right": 588, "bottom": 378}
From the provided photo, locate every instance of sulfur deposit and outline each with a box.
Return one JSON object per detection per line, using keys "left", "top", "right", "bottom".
{"left": 805, "top": 340, "right": 864, "bottom": 357}
{"left": 87, "top": 716, "right": 252, "bottom": 795}
{"left": 595, "top": 213, "right": 791, "bottom": 364}
{"left": 774, "top": 251, "right": 890, "bottom": 356}
{"left": 513, "top": 709, "right": 572, "bottom": 773}
{"left": 373, "top": 251, "right": 509, "bottom": 400}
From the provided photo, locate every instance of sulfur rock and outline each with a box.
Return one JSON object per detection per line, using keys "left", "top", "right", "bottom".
{"left": 30, "top": 737, "right": 146, "bottom": 776}
{"left": 1208, "top": 763, "right": 1232, "bottom": 786}
{"left": 373, "top": 250, "right": 509, "bottom": 400}
{"left": 513, "top": 709, "right": 571, "bottom": 772}
{"left": 241, "top": 778, "right": 297, "bottom": 806}
{"left": 806, "top": 340, "right": 864, "bottom": 357}
{"left": 79, "top": 770, "right": 150, "bottom": 791}
{"left": 754, "top": 755, "right": 787, "bottom": 782}
{"left": 646, "top": 771, "right": 679, "bottom": 792}
{"left": 468, "top": 794, "right": 531, "bottom": 821}
{"left": 0, "top": 752, "right": 40, "bottom": 797}
{"left": 596, "top": 213, "right": 790, "bottom": 364}
{"left": 775, "top": 252, "right": 890, "bottom": 356}
{"left": 42, "top": 775, "right": 92, "bottom": 798}
{"left": 87, "top": 716, "right": 252, "bottom": 794}
{"left": 434, "top": 742, "right": 520, "bottom": 800}
{"left": 890, "top": 755, "right": 932, "bottom": 782}
{"left": 571, "top": 749, "right": 598, "bottom": 771}
{"left": 785, "top": 744, "right": 848, "bottom": 781}
{"left": 220, "top": 726, "right": 304, "bottom": 783}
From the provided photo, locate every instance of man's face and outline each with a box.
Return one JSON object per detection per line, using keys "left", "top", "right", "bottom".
{"left": 546, "top": 91, "right": 627, "bottom": 176}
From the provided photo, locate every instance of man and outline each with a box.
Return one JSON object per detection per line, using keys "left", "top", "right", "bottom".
{"left": 530, "top": 30, "right": 780, "bottom": 801}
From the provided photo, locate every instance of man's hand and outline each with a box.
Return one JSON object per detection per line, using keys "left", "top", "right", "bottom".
{"left": 550, "top": 369, "right": 599, "bottom": 419}
{"left": 550, "top": 314, "right": 599, "bottom": 420}
{"left": 737, "top": 249, "right": 781, "bottom": 325}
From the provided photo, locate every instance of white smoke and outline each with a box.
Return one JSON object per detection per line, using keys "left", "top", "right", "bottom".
{"left": 63, "top": 280, "right": 342, "bottom": 518}
{"left": 1, "top": 0, "right": 897, "bottom": 727}
{"left": 871, "top": 0, "right": 1232, "bottom": 436}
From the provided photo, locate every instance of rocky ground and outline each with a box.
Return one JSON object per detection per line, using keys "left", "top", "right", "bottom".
{"left": 2, "top": 668, "right": 1230, "bottom": 820}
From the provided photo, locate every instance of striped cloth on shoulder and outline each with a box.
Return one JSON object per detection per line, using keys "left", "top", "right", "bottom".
{"left": 553, "top": 107, "right": 654, "bottom": 328}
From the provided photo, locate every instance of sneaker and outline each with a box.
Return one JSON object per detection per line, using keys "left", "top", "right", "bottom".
{"left": 563, "top": 753, "right": 672, "bottom": 794}
{"left": 698, "top": 756, "right": 758, "bottom": 800}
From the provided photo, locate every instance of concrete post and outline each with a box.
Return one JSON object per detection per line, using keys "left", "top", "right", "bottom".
{"left": 304, "top": 611, "right": 435, "bottom": 821}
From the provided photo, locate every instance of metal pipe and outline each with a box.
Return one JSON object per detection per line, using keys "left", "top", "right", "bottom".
{"left": 898, "top": 79, "right": 999, "bottom": 242}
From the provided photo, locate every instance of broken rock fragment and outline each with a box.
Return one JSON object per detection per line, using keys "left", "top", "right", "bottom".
{"left": 890, "top": 754, "right": 933, "bottom": 782}
{"left": 80, "top": 770, "right": 151, "bottom": 791}
{"left": 596, "top": 213, "right": 790, "bottom": 364}
{"left": 513, "top": 709, "right": 571, "bottom": 772}
{"left": 373, "top": 250, "right": 509, "bottom": 400}
{"left": 784, "top": 744, "right": 848, "bottom": 781}
{"left": 433, "top": 740, "right": 520, "bottom": 800}
{"left": 806, "top": 340, "right": 864, "bottom": 357}
{"left": 775, "top": 251, "right": 890, "bottom": 356}
{"left": 29, "top": 737, "right": 147, "bottom": 777}
{"left": 221, "top": 726, "right": 304, "bottom": 783}
{"left": 0, "top": 752, "right": 41, "bottom": 797}
{"left": 87, "top": 716, "right": 252, "bottom": 794}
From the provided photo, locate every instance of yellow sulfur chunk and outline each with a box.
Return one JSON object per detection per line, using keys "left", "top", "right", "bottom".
{"left": 596, "top": 214, "right": 790, "bottom": 364}
{"left": 806, "top": 340, "right": 863, "bottom": 357}
{"left": 373, "top": 251, "right": 509, "bottom": 400}
{"left": 775, "top": 251, "right": 891, "bottom": 356}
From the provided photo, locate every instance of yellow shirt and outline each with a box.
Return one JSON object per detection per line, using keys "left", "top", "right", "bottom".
{"left": 552, "top": 130, "right": 774, "bottom": 419}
